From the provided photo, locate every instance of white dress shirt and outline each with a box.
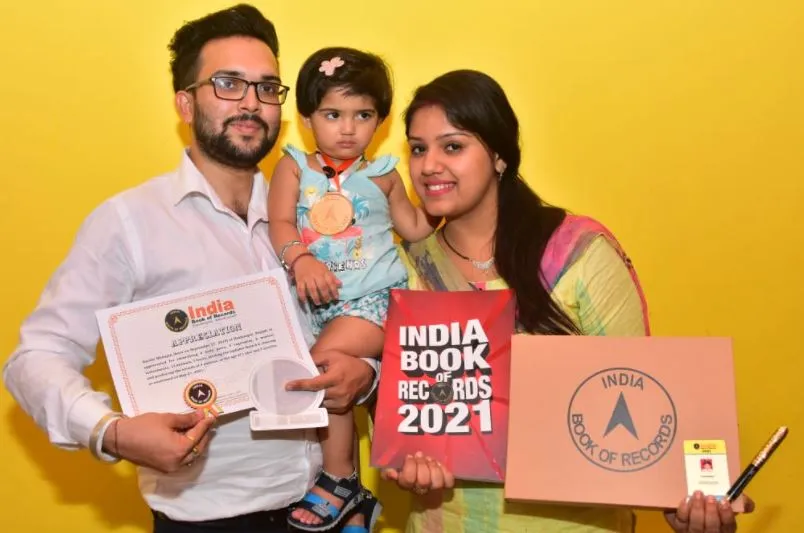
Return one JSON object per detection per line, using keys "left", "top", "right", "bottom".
{"left": 3, "top": 150, "right": 378, "bottom": 521}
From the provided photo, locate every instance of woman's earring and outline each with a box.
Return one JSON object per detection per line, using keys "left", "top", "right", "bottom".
{"left": 495, "top": 157, "right": 507, "bottom": 182}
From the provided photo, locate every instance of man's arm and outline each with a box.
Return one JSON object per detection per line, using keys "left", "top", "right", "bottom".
{"left": 3, "top": 199, "right": 136, "bottom": 452}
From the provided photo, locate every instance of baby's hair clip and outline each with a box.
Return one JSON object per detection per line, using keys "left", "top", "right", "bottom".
{"left": 319, "top": 56, "right": 345, "bottom": 77}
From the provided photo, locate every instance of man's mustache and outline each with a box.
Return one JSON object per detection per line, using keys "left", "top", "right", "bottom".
{"left": 224, "top": 114, "right": 269, "bottom": 131}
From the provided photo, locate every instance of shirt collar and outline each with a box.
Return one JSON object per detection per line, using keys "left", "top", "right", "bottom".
{"left": 172, "top": 149, "right": 268, "bottom": 224}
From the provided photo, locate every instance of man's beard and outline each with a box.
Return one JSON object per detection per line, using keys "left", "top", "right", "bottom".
{"left": 192, "top": 104, "right": 278, "bottom": 170}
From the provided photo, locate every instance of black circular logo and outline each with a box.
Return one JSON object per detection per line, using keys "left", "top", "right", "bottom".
{"left": 430, "top": 381, "right": 453, "bottom": 405}
{"left": 165, "top": 309, "right": 189, "bottom": 332}
{"left": 567, "top": 367, "right": 677, "bottom": 473}
{"left": 184, "top": 380, "right": 216, "bottom": 408}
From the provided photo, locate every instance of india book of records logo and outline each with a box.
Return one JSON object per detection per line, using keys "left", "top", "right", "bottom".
{"left": 429, "top": 381, "right": 453, "bottom": 405}
{"left": 165, "top": 309, "right": 189, "bottom": 332}
{"left": 567, "top": 367, "right": 677, "bottom": 473}
{"left": 184, "top": 379, "right": 217, "bottom": 410}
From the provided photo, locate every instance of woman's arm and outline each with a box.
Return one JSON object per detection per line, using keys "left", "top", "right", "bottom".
{"left": 568, "top": 236, "right": 649, "bottom": 336}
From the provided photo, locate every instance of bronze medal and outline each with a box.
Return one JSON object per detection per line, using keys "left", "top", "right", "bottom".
{"left": 309, "top": 192, "right": 354, "bottom": 235}
{"left": 309, "top": 152, "right": 362, "bottom": 236}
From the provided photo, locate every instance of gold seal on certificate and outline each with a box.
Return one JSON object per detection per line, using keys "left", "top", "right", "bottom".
{"left": 308, "top": 192, "right": 353, "bottom": 235}
{"left": 183, "top": 379, "right": 223, "bottom": 417}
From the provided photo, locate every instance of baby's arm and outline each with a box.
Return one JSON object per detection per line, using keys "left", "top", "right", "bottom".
{"left": 268, "top": 155, "right": 306, "bottom": 265}
{"left": 385, "top": 169, "right": 440, "bottom": 242}
{"left": 268, "top": 155, "right": 340, "bottom": 304}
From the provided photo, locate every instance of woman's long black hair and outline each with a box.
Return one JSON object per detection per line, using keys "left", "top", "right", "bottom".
{"left": 404, "top": 70, "right": 580, "bottom": 334}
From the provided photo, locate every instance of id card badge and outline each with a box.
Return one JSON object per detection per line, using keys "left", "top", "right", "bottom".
{"left": 683, "top": 440, "right": 731, "bottom": 499}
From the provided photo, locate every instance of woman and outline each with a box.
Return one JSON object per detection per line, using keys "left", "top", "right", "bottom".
{"left": 381, "top": 70, "right": 753, "bottom": 533}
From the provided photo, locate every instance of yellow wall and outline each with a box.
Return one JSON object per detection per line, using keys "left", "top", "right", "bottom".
{"left": 1, "top": 1, "right": 801, "bottom": 531}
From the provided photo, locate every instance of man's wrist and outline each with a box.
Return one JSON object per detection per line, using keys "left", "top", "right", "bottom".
{"left": 90, "top": 412, "right": 125, "bottom": 463}
{"left": 356, "top": 358, "right": 380, "bottom": 405}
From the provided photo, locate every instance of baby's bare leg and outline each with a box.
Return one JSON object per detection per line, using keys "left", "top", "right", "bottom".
{"left": 291, "top": 316, "right": 384, "bottom": 526}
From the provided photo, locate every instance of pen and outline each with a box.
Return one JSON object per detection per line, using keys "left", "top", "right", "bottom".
{"left": 726, "top": 426, "right": 788, "bottom": 502}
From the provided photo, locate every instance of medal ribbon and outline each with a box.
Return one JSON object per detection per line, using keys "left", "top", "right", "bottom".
{"left": 317, "top": 152, "right": 363, "bottom": 192}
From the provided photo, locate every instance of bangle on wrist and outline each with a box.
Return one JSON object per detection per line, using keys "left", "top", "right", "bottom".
{"left": 112, "top": 417, "right": 124, "bottom": 457}
{"left": 89, "top": 412, "right": 126, "bottom": 462}
{"left": 288, "top": 252, "right": 314, "bottom": 278}
{"left": 279, "top": 240, "right": 305, "bottom": 270}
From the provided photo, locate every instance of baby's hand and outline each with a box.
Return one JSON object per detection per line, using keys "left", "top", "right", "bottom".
{"left": 292, "top": 255, "right": 341, "bottom": 305}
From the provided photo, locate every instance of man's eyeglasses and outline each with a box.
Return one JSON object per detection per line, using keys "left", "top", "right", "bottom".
{"left": 184, "top": 76, "right": 289, "bottom": 105}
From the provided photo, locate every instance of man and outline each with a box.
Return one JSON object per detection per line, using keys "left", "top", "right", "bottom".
{"left": 3, "top": 4, "right": 377, "bottom": 532}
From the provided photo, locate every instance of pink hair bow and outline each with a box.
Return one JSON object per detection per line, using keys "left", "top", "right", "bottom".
{"left": 319, "top": 56, "right": 345, "bottom": 76}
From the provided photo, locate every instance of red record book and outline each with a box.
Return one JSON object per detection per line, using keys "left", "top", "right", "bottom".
{"left": 370, "top": 288, "right": 516, "bottom": 482}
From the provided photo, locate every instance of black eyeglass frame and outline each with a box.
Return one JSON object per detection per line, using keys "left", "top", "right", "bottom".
{"left": 184, "top": 76, "right": 290, "bottom": 105}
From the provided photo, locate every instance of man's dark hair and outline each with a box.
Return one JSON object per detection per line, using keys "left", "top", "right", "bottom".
{"left": 168, "top": 4, "right": 279, "bottom": 93}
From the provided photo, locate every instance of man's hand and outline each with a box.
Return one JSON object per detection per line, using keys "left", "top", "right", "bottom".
{"left": 664, "top": 491, "right": 755, "bottom": 533}
{"left": 103, "top": 410, "right": 216, "bottom": 473}
{"left": 285, "top": 350, "right": 374, "bottom": 414}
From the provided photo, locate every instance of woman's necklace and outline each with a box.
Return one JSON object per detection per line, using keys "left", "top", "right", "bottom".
{"left": 441, "top": 226, "right": 495, "bottom": 272}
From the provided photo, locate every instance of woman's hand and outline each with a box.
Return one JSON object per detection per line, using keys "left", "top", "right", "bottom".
{"left": 381, "top": 451, "right": 455, "bottom": 495}
{"left": 664, "top": 491, "right": 755, "bottom": 533}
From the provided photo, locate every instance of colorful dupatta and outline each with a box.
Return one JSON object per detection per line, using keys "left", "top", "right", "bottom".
{"left": 401, "top": 214, "right": 650, "bottom": 334}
